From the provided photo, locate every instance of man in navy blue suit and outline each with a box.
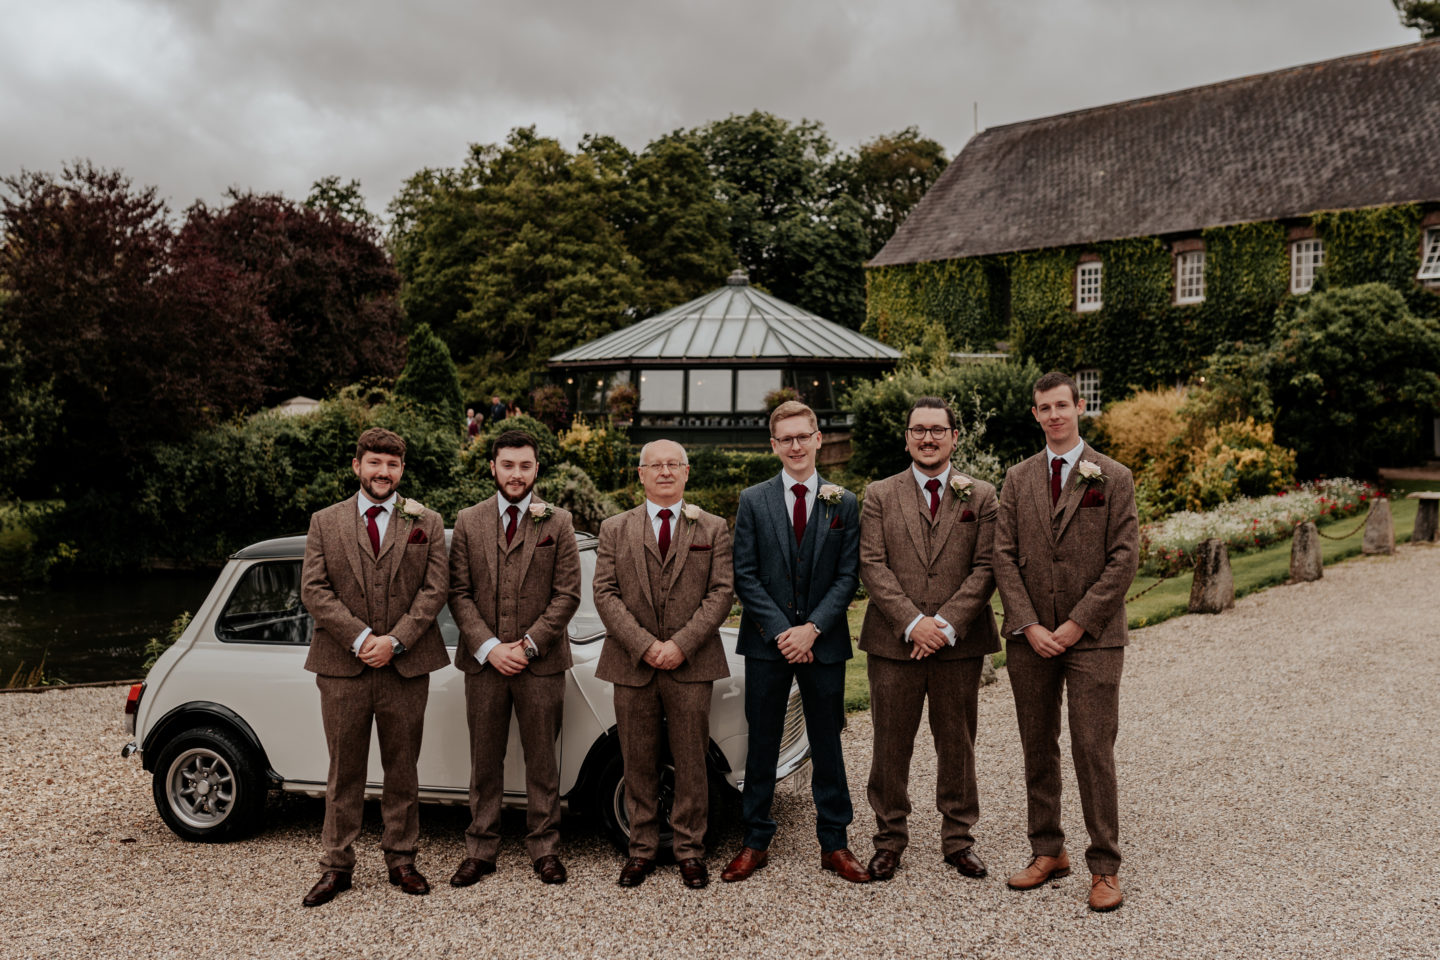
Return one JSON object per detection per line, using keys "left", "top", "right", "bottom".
{"left": 720, "top": 400, "right": 870, "bottom": 884}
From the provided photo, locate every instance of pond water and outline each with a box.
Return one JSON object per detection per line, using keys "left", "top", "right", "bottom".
{"left": 0, "top": 571, "right": 218, "bottom": 685}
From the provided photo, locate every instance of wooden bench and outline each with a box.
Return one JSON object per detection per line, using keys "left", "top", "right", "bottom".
{"left": 1406, "top": 491, "right": 1440, "bottom": 542}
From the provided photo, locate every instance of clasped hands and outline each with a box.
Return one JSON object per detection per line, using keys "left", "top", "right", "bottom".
{"left": 358, "top": 634, "right": 397, "bottom": 668}
{"left": 1024, "top": 619, "right": 1084, "bottom": 658}
{"left": 908, "top": 616, "right": 952, "bottom": 659}
{"left": 776, "top": 622, "right": 819, "bottom": 664}
{"left": 643, "top": 639, "right": 686, "bottom": 671}
{"left": 485, "top": 641, "right": 532, "bottom": 676}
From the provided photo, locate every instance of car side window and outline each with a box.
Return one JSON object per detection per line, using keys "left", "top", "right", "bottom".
{"left": 216, "top": 561, "right": 313, "bottom": 645}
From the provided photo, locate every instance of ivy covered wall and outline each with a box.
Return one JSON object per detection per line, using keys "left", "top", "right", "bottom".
{"left": 863, "top": 203, "right": 1439, "bottom": 402}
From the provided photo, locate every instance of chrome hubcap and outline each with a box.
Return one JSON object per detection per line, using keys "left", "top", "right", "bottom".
{"left": 166, "top": 747, "right": 236, "bottom": 829}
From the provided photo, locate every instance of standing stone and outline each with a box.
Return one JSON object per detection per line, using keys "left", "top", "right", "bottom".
{"left": 1411, "top": 493, "right": 1440, "bottom": 543}
{"left": 1289, "top": 522, "right": 1323, "bottom": 582}
{"left": 1362, "top": 498, "right": 1395, "bottom": 555}
{"left": 1188, "top": 538, "right": 1235, "bottom": 614}
{"left": 980, "top": 654, "right": 997, "bottom": 686}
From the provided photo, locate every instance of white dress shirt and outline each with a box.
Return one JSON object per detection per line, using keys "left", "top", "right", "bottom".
{"left": 905, "top": 463, "right": 957, "bottom": 647}
{"left": 646, "top": 498, "right": 685, "bottom": 541}
{"left": 781, "top": 470, "right": 819, "bottom": 524}
{"left": 351, "top": 491, "right": 398, "bottom": 654}
{"left": 477, "top": 492, "right": 535, "bottom": 666}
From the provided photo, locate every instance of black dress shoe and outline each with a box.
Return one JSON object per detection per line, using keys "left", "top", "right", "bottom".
{"left": 302, "top": 870, "right": 352, "bottom": 908}
{"left": 388, "top": 863, "right": 431, "bottom": 896}
{"left": 533, "top": 855, "right": 568, "bottom": 884}
{"left": 868, "top": 849, "right": 901, "bottom": 881}
{"left": 450, "top": 857, "right": 497, "bottom": 887}
{"left": 678, "top": 857, "right": 709, "bottom": 889}
{"left": 944, "top": 848, "right": 988, "bottom": 879}
{"left": 617, "top": 857, "right": 655, "bottom": 887}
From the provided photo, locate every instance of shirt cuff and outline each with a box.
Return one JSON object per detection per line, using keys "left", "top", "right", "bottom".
{"left": 352, "top": 627, "right": 372, "bottom": 655}
{"left": 934, "top": 617, "right": 958, "bottom": 647}
{"left": 476, "top": 637, "right": 502, "bottom": 666}
{"left": 903, "top": 613, "right": 923, "bottom": 643}
{"left": 1013, "top": 621, "right": 1038, "bottom": 637}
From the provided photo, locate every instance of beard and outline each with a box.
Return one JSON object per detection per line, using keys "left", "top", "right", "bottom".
{"left": 358, "top": 476, "right": 396, "bottom": 503}
{"left": 495, "top": 474, "right": 537, "bottom": 505}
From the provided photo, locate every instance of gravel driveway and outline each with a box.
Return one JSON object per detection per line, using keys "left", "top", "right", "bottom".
{"left": 3, "top": 545, "right": 1438, "bottom": 960}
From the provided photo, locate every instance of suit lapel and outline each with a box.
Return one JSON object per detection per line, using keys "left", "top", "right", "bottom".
{"left": 476, "top": 498, "right": 500, "bottom": 603}
{"left": 630, "top": 507, "right": 655, "bottom": 609}
{"left": 343, "top": 496, "right": 366, "bottom": 593}
{"left": 1053, "top": 444, "right": 1091, "bottom": 541}
{"left": 515, "top": 499, "right": 542, "bottom": 585}
{"left": 809, "top": 474, "right": 833, "bottom": 561}
{"left": 765, "top": 476, "right": 797, "bottom": 566}
{"left": 900, "top": 474, "right": 931, "bottom": 567}
{"left": 929, "top": 471, "right": 964, "bottom": 564}
{"left": 1028, "top": 453, "right": 1057, "bottom": 545}
{"left": 376, "top": 499, "right": 403, "bottom": 563}
{"left": 665, "top": 504, "right": 696, "bottom": 588}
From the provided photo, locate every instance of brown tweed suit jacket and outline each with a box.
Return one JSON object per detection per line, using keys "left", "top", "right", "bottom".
{"left": 448, "top": 496, "right": 581, "bottom": 676}
{"left": 858, "top": 469, "right": 1001, "bottom": 661}
{"left": 592, "top": 504, "right": 733, "bottom": 686}
{"left": 301, "top": 494, "right": 450, "bottom": 677}
{"left": 993, "top": 444, "right": 1139, "bottom": 648}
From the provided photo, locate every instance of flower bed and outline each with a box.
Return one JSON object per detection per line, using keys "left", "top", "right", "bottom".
{"left": 1138, "top": 478, "right": 1377, "bottom": 577}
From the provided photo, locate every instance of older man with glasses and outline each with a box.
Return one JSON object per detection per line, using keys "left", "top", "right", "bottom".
{"left": 592, "top": 439, "right": 734, "bottom": 890}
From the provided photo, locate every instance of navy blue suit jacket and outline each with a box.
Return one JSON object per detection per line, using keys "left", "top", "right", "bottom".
{"left": 733, "top": 474, "right": 860, "bottom": 663}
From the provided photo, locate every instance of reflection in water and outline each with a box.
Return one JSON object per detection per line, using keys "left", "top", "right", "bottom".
{"left": 0, "top": 572, "right": 216, "bottom": 684}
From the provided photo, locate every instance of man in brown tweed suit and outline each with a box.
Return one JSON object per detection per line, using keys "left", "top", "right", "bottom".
{"left": 993, "top": 371, "right": 1138, "bottom": 912}
{"left": 592, "top": 438, "right": 734, "bottom": 890}
{"left": 299, "top": 427, "right": 450, "bottom": 907}
{"left": 858, "top": 396, "right": 1001, "bottom": 883}
{"left": 448, "top": 429, "right": 581, "bottom": 888}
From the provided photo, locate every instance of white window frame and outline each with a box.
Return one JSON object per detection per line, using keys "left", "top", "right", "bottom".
{"left": 1176, "top": 250, "right": 1205, "bottom": 304}
{"left": 1418, "top": 227, "right": 1440, "bottom": 285}
{"left": 1076, "top": 368, "right": 1101, "bottom": 415}
{"left": 1290, "top": 239, "right": 1325, "bottom": 294}
{"left": 1076, "top": 261, "right": 1103, "bottom": 312}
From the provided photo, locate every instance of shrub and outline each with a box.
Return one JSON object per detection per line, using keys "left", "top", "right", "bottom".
{"left": 687, "top": 447, "right": 780, "bottom": 488}
{"left": 1092, "top": 387, "right": 1187, "bottom": 472}
{"left": 763, "top": 387, "right": 799, "bottom": 413}
{"left": 536, "top": 463, "right": 619, "bottom": 533}
{"left": 395, "top": 322, "right": 464, "bottom": 435}
{"left": 529, "top": 383, "right": 570, "bottom": 432}
{"left": 559, "top": 415, "right": 632, "bottom": 490}
{"left": 607, "top": 383, "right": 638, "bottom": 424}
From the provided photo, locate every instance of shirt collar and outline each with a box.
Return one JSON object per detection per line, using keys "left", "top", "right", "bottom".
{"left": 1046, "top": 439, "right": 1086, "bottom": 467}
{"left": 780, "top": 470, "right": 819, "bottom": 494}
{"left": 911, "top": 462, "right": 952, "bottom": 492}
{"left": 357, "top": 491, "right": 397, "bottom": 514}
{"left": 646, "top": 499, "right": 684, "bottom": 522}
{"left": 498, "top": 491, "right": 534, "bottom": 517}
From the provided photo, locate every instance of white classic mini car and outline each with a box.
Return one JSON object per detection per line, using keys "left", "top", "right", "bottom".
{"left": 123, "top": 531, "right": 810, "bottom": 850}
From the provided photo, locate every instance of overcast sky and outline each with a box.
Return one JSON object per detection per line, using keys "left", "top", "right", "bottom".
{"left": 0, "top": 0, "right": 1419, "bottom": 218}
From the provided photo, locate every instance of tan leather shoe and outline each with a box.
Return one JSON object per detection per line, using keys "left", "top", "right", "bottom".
{"left": 1088, "top": 874, "right": 1123, "bottom": 912}
{"left": 721, "top": 846, "right": 768, "bottom": 882}
{"left": 820, "top": 848, "right": 871, "bottom": 883}
{"left": 1005, "top": 851, "right": 1071, "bottom": 890}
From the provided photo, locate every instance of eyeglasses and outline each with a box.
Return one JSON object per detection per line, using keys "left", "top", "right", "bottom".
{"left": 771, "top": 431, "right": 817, "bottom": 447}
{"left": 639, "top": 461, "right": 686, "bottom": 472}
{"left": 907, "top": 425, "right": 954, "bottom": 440}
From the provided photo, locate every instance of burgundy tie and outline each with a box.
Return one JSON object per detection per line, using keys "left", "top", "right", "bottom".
{"left": 1051, "top": 457, "right": 1064, "bottom": 506}
{"left": 505, "top": 504, "right": 519, "bottom": 546}
{"left": 657, "top": 508, "right": 672, "bottom": 559}
{"left": 792, "top": 483, "right": 808, "bottom": 546}
{"left": 925, "top": 478, "right": 941, "bottom": 519}
{"left": 365, "top": 504, "right": 384, "bottom": 556}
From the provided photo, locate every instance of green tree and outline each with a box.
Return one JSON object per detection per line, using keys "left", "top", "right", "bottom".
{"left": 305, "top": 175, "right": 378, "bottom": 226}
{"left": 837, "top": 126, "right": 949, "bottom": 256}
{"left": 395, "top": 322, "right": 464, "bottom": 433}
{"left": 1394, "top": 0, "right": 1440, "bottom": 36}
{"left": 0, "top": 299, "right": 60, "bottom": 498}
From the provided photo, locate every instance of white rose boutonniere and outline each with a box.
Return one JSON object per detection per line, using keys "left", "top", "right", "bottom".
{"left": 1076, "top": 460, "right": 1106, "bottom": 486}
{"left": 682, "top": 503, "right": 702, "bottom": 523}
{"left": 817, "top": 484, "right": 844, "bottom": 505}
{"left": 529, "top": 502, "right": 554, "bottom": 524}
{"left": 949, "top": 475, "right": 973, "bottom": 503}
{"left": 398, "top": 496, "right": 425, "bottom": 518}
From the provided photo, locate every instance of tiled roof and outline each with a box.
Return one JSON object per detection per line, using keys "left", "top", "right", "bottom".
{"left": 871, "top": 41, "right": 1440, "bottom": 267}
{"left": 548, "top": 270, "right": 901, "bottom": 365}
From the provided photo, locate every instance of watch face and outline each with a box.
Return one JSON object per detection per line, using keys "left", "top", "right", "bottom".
{"left": 523, "top": 645, "right": 538, "bottom": 660}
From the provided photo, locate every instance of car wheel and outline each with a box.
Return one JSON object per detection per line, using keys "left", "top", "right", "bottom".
{"left": 151, "top": 725, "right": 267, "bottom": 842}
{"left": 593, "top": 751, "right": 677, "bottom": 857}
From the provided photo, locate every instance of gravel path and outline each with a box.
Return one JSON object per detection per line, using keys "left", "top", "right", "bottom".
{"left": 3, "top": 545, "right": 1439, "bottom": 959}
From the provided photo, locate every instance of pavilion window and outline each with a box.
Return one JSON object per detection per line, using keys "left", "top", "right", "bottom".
{"left": 686, "top": 369, "right": 732, "bottom": 413}
{"left": 637, "top": 370, "right": 684, "bottom": 412}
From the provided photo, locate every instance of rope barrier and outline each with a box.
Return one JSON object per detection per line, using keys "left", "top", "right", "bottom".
{"left": 1313, "top": 500, "right": 1374, "bottom": 541}
{"left": 1126, "top": 573, "right": 1173, "bottom": 604}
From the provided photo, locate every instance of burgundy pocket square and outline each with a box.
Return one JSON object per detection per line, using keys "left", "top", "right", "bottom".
{"left": 959, "top": 510, "right": 976, "bottom": 522}
{"left": 537, "top": 535, "right": 555, "bottom": 547}
{"left": 829, "top": 516, "right": 844, "bottom": 529}
{"left": 690, "top": 544, "right": 712, "bottom": 551}
{"left": 1080, "top": 491, "right": 1106, "bottom": 508}
{"left": 407, "top": 528, "right": 428, "bottom": 544}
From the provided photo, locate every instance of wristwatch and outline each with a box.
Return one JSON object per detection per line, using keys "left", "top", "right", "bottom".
{"left": 522, "top": 635, "right": 539, "bottom": 660}
{"left": 390, "top": 638, "right": 407, "bottom": 656}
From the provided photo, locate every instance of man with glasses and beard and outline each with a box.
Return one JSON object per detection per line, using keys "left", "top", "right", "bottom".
{"left": 857, "top": 398, "right": 1001, "bottom": 883}
{"left": 592, "top": 439, "right": 734, "bottom": 890}
{"left": 447, "top": 430, "right": 581, "bottom": 888}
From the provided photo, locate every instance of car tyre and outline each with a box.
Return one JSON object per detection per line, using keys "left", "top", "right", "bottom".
{"left": 592, "top": 749, "right": 733, "bottom": 859}
{"left": 151, "top": 725, "right": 267, "bottom": 842}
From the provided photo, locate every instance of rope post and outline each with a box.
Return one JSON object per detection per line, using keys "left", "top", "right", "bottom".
{"left": 1289, "top": 521, "right": 1323, "bottom": 582}
{"left": 1188, "top": 539, "right": 1235, "bottom": 614}
{"left": 1362, "top": 498, "right": 1395, "bottom": 555}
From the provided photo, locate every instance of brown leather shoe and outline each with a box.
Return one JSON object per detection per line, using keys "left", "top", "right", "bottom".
{"left": 721, "top": 846, "right": 768, "bottom": 882}
{"left": 617, "top": 857, "right": 655, "bottom": 887}
{"left": 1006, "top": 851, "right": 1071, "bottom": 890}
{"left": 821, "top": 848, "right": 871, "bottom": 883}
{"left": 678, "top": 857, "right": 709, "bottom": 889}
{"left": 1089, "top": 874, "right": 1123, "bottom": 912}
{"left": 867, "top": 849, "right": 901, "bottom": 881}
{"left": 387, "top": 863, "right": 431, "bottom": 896}
{"left": 302, "top": 870, "right": 351, "bottom": 908}
{"left": 944, "top": 847, "right": 988, "bottom": 879}
{"left": 533, "top": 855, "right": 568, "bottom": 885}
{"left": 449, "top": 857, "right": 496, "bottom": 887}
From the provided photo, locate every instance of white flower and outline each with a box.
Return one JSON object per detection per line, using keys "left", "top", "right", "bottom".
{"left": 529, "top": 501, "right": 553, "bottom": 523}
{"left": 400, "top": 497, "right": 425, "bottom": 517}
{"left": 682, "top": 503, "right": 702, "bottom": 522}
{"left": 818, "top": 484, "right": 844, "bottom": 505}
{"left": 1076, "top": 460, "right": 1106, "bottom": 484}
{"left": 949, "top": 475, "right": 973, "bottom": 502}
